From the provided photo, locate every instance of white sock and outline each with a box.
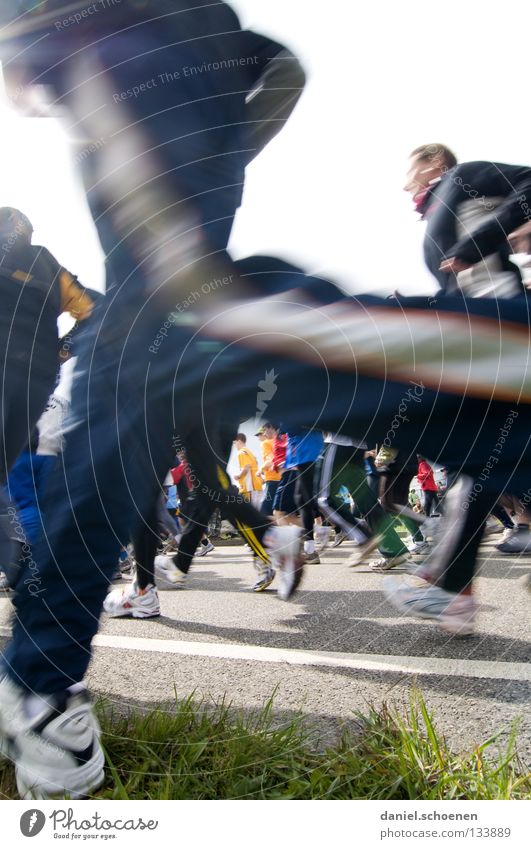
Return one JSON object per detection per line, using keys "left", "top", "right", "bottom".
{"left": 304, "top": 540, "right": 315, "bottom": 554}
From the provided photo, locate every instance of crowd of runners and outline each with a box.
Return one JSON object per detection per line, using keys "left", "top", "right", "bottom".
{"left": 0, "top": 0, "right": 530, "bottom": 800}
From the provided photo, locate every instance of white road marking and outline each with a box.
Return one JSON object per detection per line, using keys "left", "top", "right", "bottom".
{"left": 1, "top": 624, "right": 527, "bottom": 682}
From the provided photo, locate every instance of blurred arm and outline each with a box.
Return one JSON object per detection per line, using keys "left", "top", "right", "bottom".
{"left": 245, "top": 47, "right": 306, "bottom": 159}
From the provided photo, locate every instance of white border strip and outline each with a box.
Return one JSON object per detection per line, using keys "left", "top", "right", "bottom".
{"left": 1, "top": 626, "right": 526, "bottom": 682}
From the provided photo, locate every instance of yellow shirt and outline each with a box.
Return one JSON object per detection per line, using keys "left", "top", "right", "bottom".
{"left": 237, "top": 447, "right": 263, "bottom": 494}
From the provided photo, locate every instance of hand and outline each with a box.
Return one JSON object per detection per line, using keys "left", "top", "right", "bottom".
{"left": 508, "top": 221, "right": 531, "bottom": 255}
{"left": 439, "top": 257, "right": 473, "bottom": 274}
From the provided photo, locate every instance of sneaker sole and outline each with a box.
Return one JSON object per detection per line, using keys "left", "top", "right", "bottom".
{"left": 16, "top": 745, "right": 105, "bottom": 800}
{"left": 438, "top": 617, "right": 476, "bottom": 636}
{"left": 155, "top": 571, "right": 186, "bottom": 586}
{"left": 371, "top": 552, "right": 411, "bottom": 572}
{"left": 371, "top": 558, "right": 411, "bottom": 572}
{"left": 104, "top": 606, "right": 161, "bottom": 619}
{"left": 408, "top": 544, "right": 431, "bottom": 555}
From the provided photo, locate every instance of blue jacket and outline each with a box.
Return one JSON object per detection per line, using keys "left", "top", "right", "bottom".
{"left": 285, "top": 432, "right": 324, "bottom": 468}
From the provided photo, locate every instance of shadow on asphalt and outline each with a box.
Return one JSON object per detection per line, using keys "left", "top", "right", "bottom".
{"left": 148, "top": 581, "right": 531, "bottom": 664}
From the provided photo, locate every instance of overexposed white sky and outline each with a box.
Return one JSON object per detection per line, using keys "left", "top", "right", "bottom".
{"left": 229, "top": 0, "right": 531, "bottom": 293}
{"left": 0, "top": 0, "right": 530, "bottom": 298}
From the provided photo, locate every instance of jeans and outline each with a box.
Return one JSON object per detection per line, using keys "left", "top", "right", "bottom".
{"left": 2, "top": 18, "right": 251, "bottom": 692}
{"left": 0, "top": 358, "right": 57, "bottom": 583}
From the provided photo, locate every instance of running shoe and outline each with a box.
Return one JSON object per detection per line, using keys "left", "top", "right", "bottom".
{"left": 408, "top": 540, "right": 430, "bottom": 555}
{"left": 117, "top": 545, "right": 135, "bottom": 571}
{"left": 496, "top": 528, "right": 531, "bottom": 553}
{"left": 117, "top": 553, "right": 134, "bottom": 578}
{"left": 345, "top": 533, "right": 384, "bottom": 567}
{"left": 154, "top": 555, "right": 186, "bottom": 585}
{"left": 483, "top": 518, "right": 503, "bottom": 535}
{"left": 383, "top": 575, "right": 476, "bottom": 636}
{"left": 264, "top": 526, "right": 303, "bottom": 601}
{"left": 196, "top": 541, "right": 215, "bottom": 557}
{"left": 498, "top": 526, "right": 517, "bottom": 544}
{"left": 331, "top": 531, "right": 346, "bottom": 548}
{"left": 103, "top": 582, "right": 160, "bottom": 618}
{"left": 252, "top": 567, "right": 276, "bottom": 592}
{"left": 303, "top": 551, "right": 321, "bottom": 564}
{"left": 370, "top": 552, "right": 411, "bottom": 572}
{"left": 159, "top": 535, "right": 181, "bottom": 556}
{"left": 0, "top": 676, "right": 104, "bottom": 799}
{"left": 314, "top": 526, "right": 331, "bottom": 552}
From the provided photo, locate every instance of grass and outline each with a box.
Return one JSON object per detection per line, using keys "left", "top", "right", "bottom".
{"left": 0, "top": 691, "right": 529, "bottom": 799}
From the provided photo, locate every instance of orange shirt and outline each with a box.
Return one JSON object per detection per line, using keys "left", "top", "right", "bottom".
{"left": 260, "top": 437, "right": 281, "bottom": 482}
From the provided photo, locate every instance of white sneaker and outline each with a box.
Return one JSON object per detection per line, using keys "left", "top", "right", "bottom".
{"left": 154, "top": 555, "right": 186, "bottom": 585}
{"left": 383, "top": 575, "right": 476, "bottom": 636}
{"left": 496, "top": 528, "right": 531, "bottom": 553}
{"left": 498, "top": 526, "right": 517, "bottom": 544}
{"left": 370, "top": 552, "right": 411, "bottom": 572}
{"left": 0, "top": 676, "right": 104, "bottom": 799}
{"left": 345, "top": 533, "right": 384, "bottom": 567}
{"left": 196, "top": 541, "right": 215, "bottom": 557}
{"left": 314, "top": 526, "right": 331, "bottom": 552}
{"left": 264, "top": 526, "right": 303, "bottom": 600}
{"left": 484, "top": 518, "right": 502, "bottom": 535}
{"left": 408, "top": 539, "right": 430, "bottom": 555}
{"left": 103, "top": 582, "right": 160, "bottom": 618}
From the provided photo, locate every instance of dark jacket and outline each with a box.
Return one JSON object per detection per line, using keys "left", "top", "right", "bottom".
{"left": 0, "top": 243, "right": 95, "bottom": 377}
{"left": 422, "top": 160, "right": 531, "bottom": 297}
{"left": 0, "top": 2, "right": 305, "bottom": 267}
{"left": 0, "top": 1, "right": 304, "bottom": 165}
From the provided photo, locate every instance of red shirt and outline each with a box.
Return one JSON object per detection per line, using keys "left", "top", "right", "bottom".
{"left": 273, "top": 433, "right": 288, "bottom": 471}
{"left": 417, "top": 460, "right": 438, "bottom": 492}
{"left": 171, "top": 463, "right": 192, "bottom": 490}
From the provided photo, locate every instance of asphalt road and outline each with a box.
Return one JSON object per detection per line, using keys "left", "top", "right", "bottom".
{"left": 0, "top": 534, "right": 530, "bottom": 762}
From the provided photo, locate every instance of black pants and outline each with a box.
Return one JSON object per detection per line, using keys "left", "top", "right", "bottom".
{"left": 294, "top": 462, "right": 320, "bottom": 541}
{"left": 420, "top": 476, "right": 490, "bottom": 593}
{"left": 133, "top": 502, "right": 160, "bottom": 591}
{"left": 422, "top": 490, "right": 439, "bottom": 517}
